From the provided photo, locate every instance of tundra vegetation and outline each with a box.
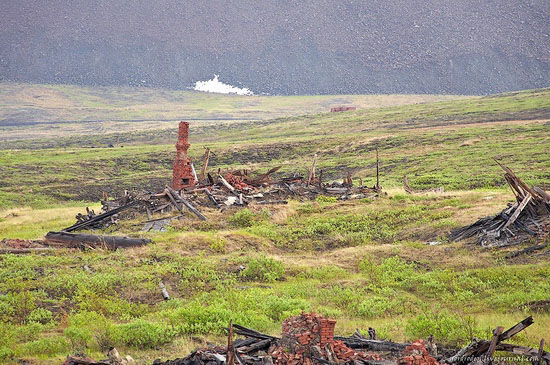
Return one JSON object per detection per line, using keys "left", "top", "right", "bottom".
{"left": 0, "top": 84, "right": 549, "bottom": 364}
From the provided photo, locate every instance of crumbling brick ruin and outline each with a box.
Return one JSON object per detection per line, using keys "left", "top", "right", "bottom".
{"left": 172, "top": 121, "right": 196, "bottom": 190}
{"left": 270, "top": 312, "right": 381, "bottom": 364}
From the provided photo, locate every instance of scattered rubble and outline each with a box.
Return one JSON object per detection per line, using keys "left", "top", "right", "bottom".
{"left": 449, "top": 162, "right": 550, "bottom": 252}
{"left": 149, "top": 314, "right": 547, "bottom": 365}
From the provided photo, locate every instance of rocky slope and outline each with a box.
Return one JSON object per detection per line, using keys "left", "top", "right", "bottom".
{"left": 1, "top": 0, "right": 549, "bottom": 94}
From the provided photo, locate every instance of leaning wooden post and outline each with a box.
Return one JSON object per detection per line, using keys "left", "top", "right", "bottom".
{"left": 487, "top": 326, "right": 504, "bottom": 360}
{"left": 227, "top": 320, "right": 235, "bottom": 365}
{"left": 199, "top": 147, "right": 211, "bottom": 184}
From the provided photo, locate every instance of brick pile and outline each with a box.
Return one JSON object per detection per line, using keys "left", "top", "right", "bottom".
{"left": 398, "top": 339, "right": 439, "bottom": 365}
{"left": 269, "top": 312, "right": 381, "bottom": 365}
{"left": 224, "top": 172, "right": 253, "bottom": 190}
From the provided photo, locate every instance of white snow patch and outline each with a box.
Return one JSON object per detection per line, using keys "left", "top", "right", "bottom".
{"left": 193, "top": 75, "right": 253, "bottom": 95}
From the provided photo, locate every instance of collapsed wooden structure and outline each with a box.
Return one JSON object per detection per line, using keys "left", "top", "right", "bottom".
{"left": 62, "top": 163, "right": 381, "bottom": 234}
{"left": 147, "top": 314, "right": 547, "bottom": 365}
{"left": 449, "top": 163, "right": 550, "bottom": 251}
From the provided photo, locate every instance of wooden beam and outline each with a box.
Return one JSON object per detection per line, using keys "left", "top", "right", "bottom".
{"left": 166, "top": 186, "right": 207, "bottom": 221}
{"left": 218, "top": 174, "right": 236, "bottom": 193}
{"left": 45, "top": 231, "right": 151, "bottom": 250}
{"left": 487, "top": 326, "right": 504, "bottom": 359}
{"left": 62, "top": 200, "right": 140, "bottom": 232}
{"left": 500, "top": 193, "right": 532, "bottom": 232}
{"left": 199, "top": 148, "right": 211, "bottom": 184}
{"left": 164, "top": 188, "right": 186, "bottom": 215}
{"left": 495, "top": 343, "right": 550, "bottom": 363}
{"left": 204, "top": 189, "right": 221, "bottom": 209}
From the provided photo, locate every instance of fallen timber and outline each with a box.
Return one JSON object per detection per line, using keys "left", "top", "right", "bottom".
{"left": 449, "top": 162, "right": 550, "bottom": 249}
{"left": 45, "top": 231, "right": 151, "bottom": 250}
{"left": 334, "top": 335, "right": 408, "bottom": 353}
{"left": 442, "top": 316, "right": 549, "bottom": 365}
{"left": 63, "top": 200, "right": 141, "bottom": 232}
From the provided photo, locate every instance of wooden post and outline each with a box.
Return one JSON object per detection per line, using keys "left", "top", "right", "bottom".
{"left": 536, "top": 339, "right": 545, "bottom": 365}
{"left": 376, "top": 147, "right": 380, "bottom": 191}
{"left": 307, "top": 153, "right": 317, "bottom": 186}
{"left": 199, "top": 148, "right": 211, "bottom": 184}
{"left": 487, "top": 326, "right": 504, "bottom": 360}
{"left": 218, "top": 174, "right": 236, "bottom": 193}
{"left": 191, "top": 163, "right": 198, "bottom": 184}
{"left": 227, "top": 320, "right": 235, "bottom": 365}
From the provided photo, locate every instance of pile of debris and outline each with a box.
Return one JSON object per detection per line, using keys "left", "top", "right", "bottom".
{"left": 58, "top": 315, "right": 547, "bottom": 365}
{"left": 449, "top": 162, "right": 550, "bottom": 253}
{"left": 64, "top": 170, "right": 380, "bottom": 234}
{"left": 57, "top": 121, "right": 383, "bottom": 234}
{"left": 152, "top": 312, "right": 438, "bottom": 365}
{"left": 399, "top": 340, "right": 439, "bottom": 365}
{"left": 270, "top": 312, "right": 382, "bottom": 364}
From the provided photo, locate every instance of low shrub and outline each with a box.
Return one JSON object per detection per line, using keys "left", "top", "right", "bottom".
{"left": 229, "top": 209, "right": 268, "bottom": 228}
{"left": 240, "top": 256, "right": 285, "bottom": 282}
{"left": 405, "top": 310, "right": 486, "bottom": 346}
{"left": 111, "top": 319, "right": 176, "bottom": 349}
{"left": 0, "top": 347, "right": 14, "bottom": 362}
{"left": 22, "top": 336, "right": 69, "bottom": 357}
{"left": 27, "top": 308, "right": 53, "bottom": 324}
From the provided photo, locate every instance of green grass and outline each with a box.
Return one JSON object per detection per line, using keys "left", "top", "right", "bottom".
{"left": 0, "top": 85, "right": 549, "bottom": 363}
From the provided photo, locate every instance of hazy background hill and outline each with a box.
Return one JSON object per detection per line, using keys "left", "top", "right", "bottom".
{"left": 1, "top": 0, "right": 549, "bottom": 95}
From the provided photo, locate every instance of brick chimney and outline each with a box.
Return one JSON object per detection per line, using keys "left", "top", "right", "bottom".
{"left": 172, "top": 121, "right": 196, "bottom": 189}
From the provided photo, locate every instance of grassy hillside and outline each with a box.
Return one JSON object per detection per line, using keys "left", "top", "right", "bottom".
{"left": 0, "top": 82, "right": 465, "bottom": 142}
{"left": 0, "top": 87, "right": 549, "bottom": 364}
{"left": 0, "top": 88, "right": 548, "bottom": 209}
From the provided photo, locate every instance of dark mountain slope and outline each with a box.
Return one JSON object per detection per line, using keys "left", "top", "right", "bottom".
{"left": 1, "top": 0, "right": 549, "bottom": 94}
